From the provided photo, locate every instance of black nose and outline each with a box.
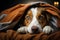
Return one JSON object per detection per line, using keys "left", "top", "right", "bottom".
{"left": 31, "top": 26, "right": 39, "bottom": 33}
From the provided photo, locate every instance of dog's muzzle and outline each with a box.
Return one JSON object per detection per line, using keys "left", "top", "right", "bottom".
{"left": 31, "top": 26, "right": 39, "bottom": 33}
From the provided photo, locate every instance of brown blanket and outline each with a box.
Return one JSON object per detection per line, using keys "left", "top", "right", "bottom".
{"left": 0, "top": 30, "right": 60, "bottom": 40}
{"left": 0, "top": 3, "right": 60, "bottom": 40}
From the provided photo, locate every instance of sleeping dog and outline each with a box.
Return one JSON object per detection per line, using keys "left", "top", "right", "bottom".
{"left": 17, "top": 2, "right": 58, "bottom": 34}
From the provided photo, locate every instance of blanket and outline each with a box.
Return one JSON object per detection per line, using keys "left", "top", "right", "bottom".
{"left": 0, "top": 30, "right": 60, "bottom": 40}
{"left": 0, "top": 2, "right": 60, "bottom": 40}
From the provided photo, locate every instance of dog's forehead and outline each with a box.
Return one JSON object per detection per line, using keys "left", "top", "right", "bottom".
{"left": 28, "top": 7, "right": 45, "bottom": 16}
{"left": 31, "top": 8, "right": 37, "bottom": 16}
{"left": 26, "top": 7, "right": 46, "bottom": 18}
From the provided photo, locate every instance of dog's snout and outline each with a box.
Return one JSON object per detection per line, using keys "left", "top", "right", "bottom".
{"left": 31, "top": 26, "right": 39, "bottom": 33}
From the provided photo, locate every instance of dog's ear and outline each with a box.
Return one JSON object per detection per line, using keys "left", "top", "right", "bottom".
{"left": 39, "top": 3, "right": 60, "bottom": 19}
{"left": 44, "top": 4, "right": 60, "bottom": 28}
{"left": 46, "top": 6, "right": 60, "bottom": 28}
{"left": 45, "top": 4, "right": 60, "bottom": 19}
{"left": 39, "top": 3, "right": 60, "bottom": 28}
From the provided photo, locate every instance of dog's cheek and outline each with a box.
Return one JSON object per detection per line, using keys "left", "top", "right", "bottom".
{"left": 38, "top": 19, "right": 47, "bottom": 28}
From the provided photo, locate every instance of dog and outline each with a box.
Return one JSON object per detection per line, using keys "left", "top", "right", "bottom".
{"left": 17, "top": 2, "right": 58, "bottom": 34}
{"left": 17, "top": 7, "right": 58, "bottom": 34}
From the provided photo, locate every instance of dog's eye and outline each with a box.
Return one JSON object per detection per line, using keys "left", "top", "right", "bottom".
{"left": 38, "top": 15, "right": 44, "bottom": 20}
{"left": 25, "top": 15, "right": 30, "bottom": 20}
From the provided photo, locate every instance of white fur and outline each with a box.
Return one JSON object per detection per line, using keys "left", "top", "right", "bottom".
{"left": 27, "top": 8, "right": 42, "bottom": 33}
{"left": 43, "top": 26, "right": 54, "bottom": 34}
{"left": 17, "top": 26, "right": 27, "bottom": 33}
{"left": 51, "top": 17, "right": 57, "bottom": 27}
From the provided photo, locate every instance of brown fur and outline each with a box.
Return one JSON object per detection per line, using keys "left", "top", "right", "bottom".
{"left": 24, "top": 10, "right": 32, "bottom": 26}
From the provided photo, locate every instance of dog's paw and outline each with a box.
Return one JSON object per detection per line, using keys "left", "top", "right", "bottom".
{"left": 43, "top": 26, "right": 54, "bottom": 34}
{"left": 17, "top": 27, "right": 27, "bottom": 33}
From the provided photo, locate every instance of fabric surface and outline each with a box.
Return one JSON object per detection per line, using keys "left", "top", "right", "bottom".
{"left": 0, "top": 30, "right": 60, "bottom": 40}
{"left": 0, "top": 4, "right": 30, "bottom": 30}
{"left": 0, "top": 2, "right": 60, "bottom": 40}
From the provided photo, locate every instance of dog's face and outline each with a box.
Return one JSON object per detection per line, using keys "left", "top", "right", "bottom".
{"left": 24, "top": 8, "right": 47, "bottom": 27}
{"left": 23, "top": 7, "right": 57, "bottom": 33}
{"left": 17, "top": 6, "right": 58, "bottom": 34}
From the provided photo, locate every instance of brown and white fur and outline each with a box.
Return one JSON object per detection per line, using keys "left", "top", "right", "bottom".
{"left": 17, "top": 7, "right": 58, "bottom": 34}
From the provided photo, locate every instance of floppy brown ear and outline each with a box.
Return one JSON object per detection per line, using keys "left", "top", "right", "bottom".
{"left": 45, "top": 4, "right": 60, "bottom": 19}
{"left": 40, "top": 3, "right": 60, "bottom": 28}
{"left": 45, "top": 4, "right": 60, "bottom": 28}
{"left": 39, "top": 3, "right": 60, "bottom": 19}
{"left": 46, "top": 6, "right": 60, "bottom": 28}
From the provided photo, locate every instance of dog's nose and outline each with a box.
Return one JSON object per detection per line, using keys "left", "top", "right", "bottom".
{"left": 31, "top": 26, "right": 39, "bottom": 33}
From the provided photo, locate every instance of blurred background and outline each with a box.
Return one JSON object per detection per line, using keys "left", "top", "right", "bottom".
{"left": 0, "top": 0, "right": 60, "bottom": 12}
